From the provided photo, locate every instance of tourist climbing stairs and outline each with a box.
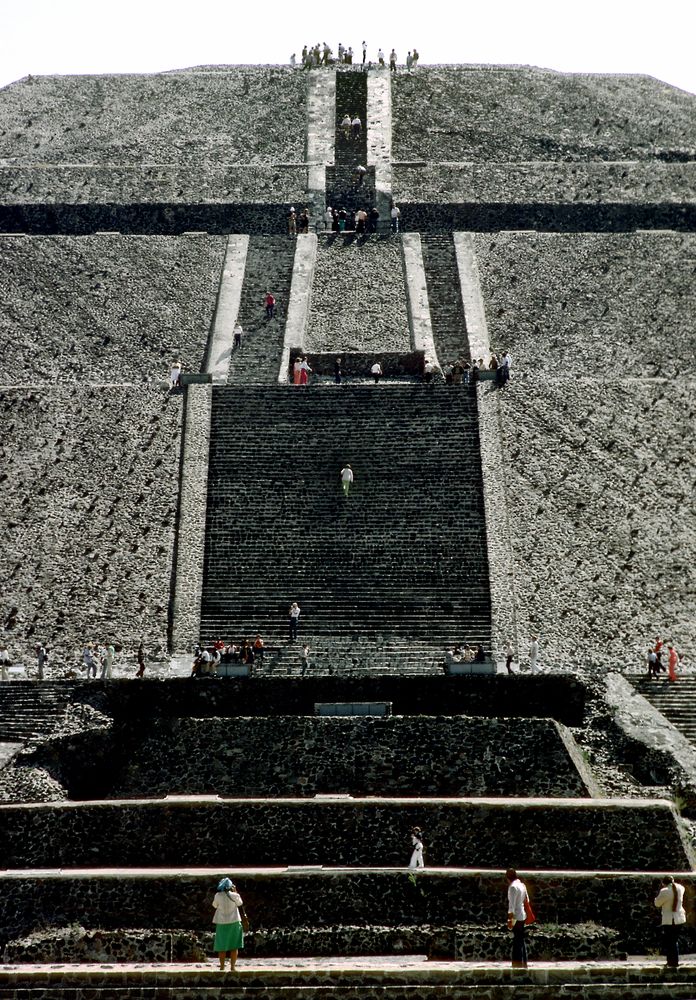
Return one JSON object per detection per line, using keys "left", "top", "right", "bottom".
{"left": 632, "top": 676, "right": 696, "bottom": 744}
{"left": 327, "top": 67, "right": 376, "bottom": 216}
{"left": 0, "top": 681, "right": 72, "bottom": 743}
{"left": 227, "top": 235, "right": 296, "bottom": 384}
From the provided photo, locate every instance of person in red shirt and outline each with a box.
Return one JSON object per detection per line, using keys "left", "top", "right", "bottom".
{"left": 265, "top": 293, "right": 276, "bottom": 319}
{"left": 667, "top": 643, "right": 680, "bottom": 683}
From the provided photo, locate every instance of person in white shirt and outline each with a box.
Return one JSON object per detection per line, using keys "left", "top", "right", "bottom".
{"left": 423, "top": 359, "right": 435, "bottom": 383}
{"left": 340, "top": 464, "right": 354, "bottom": 496}
{"left": 324, "top": 206, "right": 334, "bottom": 231}
{"left": 288, "top": 602, "right": 301, "bottom": 642}
{"left": 654, "top": 876, "right": 686, "bottom": 968}
{"left": 506, "top": 868, "right": 529, "bottom": 968}
{"left": 341, "top": 114, "right": 352, "bottom": 140}
{"left": 378, "top": 49, "right": 385, "bottom": 67}
{"left": 408, "top": 827, "right": 425, "bottom": 869}
{"left": 0, "top": 644, "right": 10, "bottom": 682}
{"left": 351, "top": 115, "right": 362, "bottom": 139}
{"left": 170, "top": 360, "right": 182, "bottom": 390}
{"left": 504, "top": 640, "right": 515, "bottom": 674}
{"left": 528, "top": 636, "right": 539, "bottom": 674}
{"left": 233, "top": 323, "right": 243, "bottom": 350}
{"left": 370, "top": 362, "right": 383, "bottom": 384}
{"left": 390, "top": 204, "right": 401, "bottom": 233}
{"left": 212, "top": 877, "right": 245, "bottom": 971}
{"left": 100, "top": 643, "right": 115, "bottom": 679}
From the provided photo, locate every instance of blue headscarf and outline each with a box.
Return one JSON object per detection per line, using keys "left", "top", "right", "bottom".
{"left": 217, "top": 877, "right": 235, "bottom": 892}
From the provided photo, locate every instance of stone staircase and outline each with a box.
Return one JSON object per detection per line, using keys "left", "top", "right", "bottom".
{"left": 633, "top": 676, "right": 696, "bottom": 743}
{"left": 227, "top": 235, "right": 296, "bottom": 384}
{"left": 326, "top": 69, "right": 377, "bottom": 215}
{"left": 199, "top": 384, "right": 491, "bottom": 655}
{"left": 0, "top": 681, "right": 71, "bottom": 743}
{"left": 421, "top": 233, "right": 471, "bottom": 364}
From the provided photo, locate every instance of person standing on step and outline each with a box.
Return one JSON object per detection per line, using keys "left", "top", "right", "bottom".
{"left": 371, "top": 361, "right": 383, "bottom": 384}
{"left": 654, "top": 875, "right": 686, "bottom": 968}
{"left": 528, "top": 635, "right": 539, "bottom": 674}
{"left": 667, "top": 642, "right": 680, "bottom": 683}
{"left": 35, "top": 643, "right": 49, "bottom": 680}
{"left": 212, "top": 877, "right": 245, "bottom": 971}
{"left": 409, "top": 827, "right": 425, "bottom": 869}
{"left": 352, "top": 114, "right": 362, "bottom": 139}
{"left": 300, "top": 356, "right": 313, "bottom": 385}
{"left": 340, "top": 463, "right": 354, "bottom": 496}
{"left": 135, "top": 640, "right": 146, "bottom": 678}
{"left": 300, "top": 643, "right": 311, "bottom": 675}
{"left": 504, "top": 640, "right": 515, "bottom": 675}
{"left": 293, "top": 357, "right": 302, "bottom": 385}
{"left": 362, "top": 40, "right": 367, "bottom": 65}
{"left": 288, "top": 602, "right": 301, "bottom": 642}
{"left": 233, "top": 323, "right": 243, "bottom": 351}
{"left": 506, "top": 868, "right": 530, "bottom": 969}
{"left": 334, "top": 357, "right": 343, "bottom": 384}
{"left": 341, "top": 113, "right": 352, "bottom": 140}
{"left": 354, "top": 164, "right": 367, "bottom": 187}
{"left": 287, "top": 207, "right": 297, "bottom": 236}
{"left": 264, "top": 292, "right": 276, "bottom": 320}
{"left": 390, "top": 203, "right": 401, "bottom": 233}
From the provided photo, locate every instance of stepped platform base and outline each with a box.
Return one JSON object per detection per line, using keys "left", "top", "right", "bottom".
{"left": 1, "top": 957, "right": 695, "bottom": 999}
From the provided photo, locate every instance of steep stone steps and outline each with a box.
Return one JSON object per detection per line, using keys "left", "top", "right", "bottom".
{"left": 227, "top": 235, "right": 296, "bottom": 384}
{"left": 632, "top": 677, "right": 696, "bottom": 742}
{"left": 1, "top": 962, "right": 696, "bottom": 999}
{"left": 0, "top": 682, "right": 72, "bottom": 743}
{"left": 327, "top": 69, "right": 376, "bottom": 214}
{"left": 421, "top": 233, "right": 470, "bottom": 363}
{"left": 1, "top": 797, "right": 688, "bottom": 871}
{"left": 199, "top": 385, "right": 491, "bottom": 652}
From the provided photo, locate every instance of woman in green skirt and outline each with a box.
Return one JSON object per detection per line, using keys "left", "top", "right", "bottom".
{"left": 212, "top": 877, "right": 244, "bottom": 970}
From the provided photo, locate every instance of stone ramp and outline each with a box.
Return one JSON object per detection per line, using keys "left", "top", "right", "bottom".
{"left": 0, "top": 797, "right": 690, "bottom": 871}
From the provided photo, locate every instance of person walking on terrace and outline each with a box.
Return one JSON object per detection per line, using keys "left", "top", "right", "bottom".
{"left": 213, "top": 877, "right": 245, "bottom": 971}
{"left": 300, "top": 356, "right": 313, "bottom": 385}
{"left": 506, "top": 868, "right": 531, "bottom": 968}
{"left": 371, "top": 361, "right": 383, "bottom": 384}
{"left": 0, "top": 644, "right": 10, "bottom": 682}
{"left": 528, "top": 635, "right": 539, "bottom": 674}
{"left": 233, "top": 323, "right": 243, "bottom": 351}
{"left": 389, "top": 49, "right": 397, "bottom": 71}
{"left": 288, "top": 602, "right": 301, "bottom": 642}
{"left": 341, "top": 463, "right": 354, "bottom": 496}
{"left": 655, "top": 876, "right": 686, "bottom": 968}
{"left": 409, "top": 826, "right": 425, "bottom": 869}
{"left": 35, "top": 643, "right": 49, "bottom": 680}
{"left": 170, "top": 359, "right": 182, "bottom": 390}
{"left": 135, "top": 640, "right": 146, "bottom": 678}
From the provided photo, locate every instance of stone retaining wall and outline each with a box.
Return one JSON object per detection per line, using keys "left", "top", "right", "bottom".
{"left": 480, "top": 380, "right": 696, "bottom": 669}
{"left": 0, "top": 869, "right": 693, "bottom": 954}
{"left": 391, "top": 67, "right": 696, "bottom": 162}
{"left": 305, "top": 235, "right": 411, "bottom": 354}
{"left": 0, "top": 388, "right": 182, "bottom": 663}
{"left": 0, "top": 798, "right": 689, "bottom": 871}
{"left": 0, "top": 234, "right": 226, "bottom": 385}
{"left": 472, "top": 232, "right": 696, "bottom": 378}
{"left": 0, "top": 69, "right": 308, "bottom": 166}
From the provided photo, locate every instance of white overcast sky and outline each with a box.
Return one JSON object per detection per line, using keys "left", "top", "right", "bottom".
{"left": 1, "top": 0, "right": 694, "bottom": 95}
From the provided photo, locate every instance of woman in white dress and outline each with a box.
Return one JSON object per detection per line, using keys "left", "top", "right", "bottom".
{"left": 409, "top": 827, "right": 425, "bottom": 869}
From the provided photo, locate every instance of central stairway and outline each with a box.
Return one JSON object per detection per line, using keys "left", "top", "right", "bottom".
{"left": 199, "top": 384, "right": 491, "bottom": 658}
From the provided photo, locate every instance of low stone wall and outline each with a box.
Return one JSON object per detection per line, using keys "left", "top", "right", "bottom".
{"left": 0, "top": 869, "right": 693, "bottom": 955}
{"left": 69, "top": 675, "right": 587, "bottom": 726}
{"left": 0, "top": 388, "right": 182, "bottom": 664}
{"left": 306, "top": 235, "right": 411, "bottom": 354}
{"left": 286, "top": 352, "right": 425, "bottom": 378}
{"left": 2, "top": 921, "right": 622, "bottom": 963}
{"left": 0, "top": 234, "right": 226, "bottom": 384}
{"left": 391, "top": 67, "right": 696, "bottom": 162}
{"left": 66, "top": 716, "right": 590, "bottom": 799}
{"left": 0, "top": 798, "right": 689, "bottom": 871}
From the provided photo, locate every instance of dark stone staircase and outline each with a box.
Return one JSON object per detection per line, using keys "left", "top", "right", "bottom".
{"left": 633, "top": 676, "right": 696, "bottom": 744}
{"left": 326, "top": 69, "right": 376, "bottom": 215}
{"left": 199, "top": 384, "right": 491, "bottom": 661}
{"left": 421, "top": 233, "right": 471, "bottom": 363}
{"left": 227, "top": 235, "right": 296, "bottom": 384}
{"left": 0, "top": 681, "right": 71, "bottom": 743}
